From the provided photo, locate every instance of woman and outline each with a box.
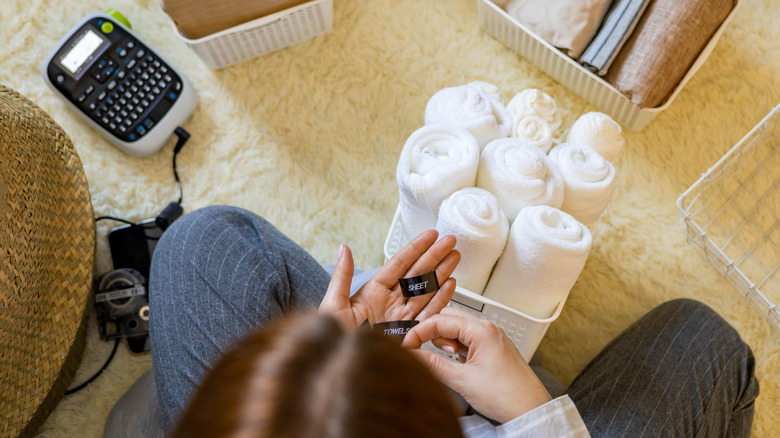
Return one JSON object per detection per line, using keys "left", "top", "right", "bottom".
{"left": 150, "top": 206, "right": 757, "bottom": 437}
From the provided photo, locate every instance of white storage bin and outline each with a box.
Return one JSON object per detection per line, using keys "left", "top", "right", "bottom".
{"left": 477, "top": 0, "right": 741, "bottom": 131}
{"left": 384, "top": 206, "right": 566, "bottom": 362}
{"left": 677, "top": 105, "right": 780, "bottom": 331}
{"left": 170, "top": 0, "right": 333, "bottom": 69}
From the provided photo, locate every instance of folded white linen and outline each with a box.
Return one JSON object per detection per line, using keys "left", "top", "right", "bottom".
{"left": 506, "top": 89, "right": 562, "bottom": 131}
{"left": 565, "top": 112, "right": 625, "bottom": 162}
{"left": 476, "top": 138, "right": 564, "bottom": 221}
{"left": 509, "top": 113, "right": 554, "bottom": 153}
{"left": 425, "top": 85, "right": 511, "bottom": 149}
{"left": 548, "top": 143, "right": 616, "bottom": 229}
{"left": 436, "top": 187, "right": 509, "bottom": 294}
{"left": 467, "top": 81, "right": 503, "bottom": 103}
{"left": 504, "top": 0, "right": 613, "bottom": 58}
{"left": 482, "top": 205, "right": 592, "bottom": 319}
{"left": 396, "top": 124, "right": 481, "bottom": 243}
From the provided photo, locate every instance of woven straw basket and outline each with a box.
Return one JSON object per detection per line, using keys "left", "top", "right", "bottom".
{"left": 0, "top": 85, "right": 95, "bottom": 438}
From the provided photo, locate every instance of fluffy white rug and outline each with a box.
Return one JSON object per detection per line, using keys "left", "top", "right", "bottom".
{"left": 1, "top": 0, "right": 777, "bottom": 436}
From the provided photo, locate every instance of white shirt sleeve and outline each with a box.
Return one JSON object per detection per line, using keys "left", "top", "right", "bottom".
{"left": 459, "top": 395, "right": 590, "bottom": 438}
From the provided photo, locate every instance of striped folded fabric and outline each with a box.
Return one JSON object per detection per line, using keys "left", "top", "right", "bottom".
{"left": 578, "top": 0, "right": 652, "bottom": 76}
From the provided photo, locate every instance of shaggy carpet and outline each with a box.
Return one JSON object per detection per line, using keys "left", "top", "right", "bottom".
{"left": 1, "top": 0, "right": 777, "bottom": 436}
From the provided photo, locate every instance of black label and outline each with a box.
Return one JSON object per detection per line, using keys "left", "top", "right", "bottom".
{"left": 372, "top": 320, "right": 420, "bottom": 342}
{"left": 399, "top": 271, "right": 439, "bottom": 298}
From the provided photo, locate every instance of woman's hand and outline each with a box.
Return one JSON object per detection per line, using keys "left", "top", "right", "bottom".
{"left": 402, "top": 308, "right": 552, "bottom": 423}
{"left": 318, "top": 230, "right": 460, "bottom": 330}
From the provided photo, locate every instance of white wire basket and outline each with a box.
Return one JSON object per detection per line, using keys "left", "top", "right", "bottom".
{"left": 170, "top": 0, "right": 333, "bottom": 69}
{"left": 677, "top": 105, "right": 780, "bottom": 331}
{"left": 477, "top": 0, "right": 741, "bottom": 132}
{"left": 384, "top": 206, "right": 566, "bottom": 362}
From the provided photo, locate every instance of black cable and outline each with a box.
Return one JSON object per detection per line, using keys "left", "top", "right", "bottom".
{"left": 64, "top": 338, "right": 120, "bottom": 395}
{"left": 94, "top": 215, "right": 137, "bottom": 226}
{"left": 152, "top": 127, "right": 189, "bottom": 231}
{"left": 96, "top": 128, "right": 190, "bottom": 232}
{"left": 95, "top": 216, "right": 158, "bottom": 228}
{"left": 69, "top": 129, "right": 191, "bottom": 395}
{"left": 172, "top": 127, "right": 191, "bottom": 204}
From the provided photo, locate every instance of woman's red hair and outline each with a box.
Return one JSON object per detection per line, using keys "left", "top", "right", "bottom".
{"left": 170, "top": 313, "right": 464, "bottom": 438}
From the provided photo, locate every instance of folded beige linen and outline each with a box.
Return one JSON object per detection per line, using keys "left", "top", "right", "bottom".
{"left": 604, "top": 0, "right": 735, "bottom": 108}
{"left": 504, "top": 0, "right": 613, "bottom": 58}
{"left": 162, "top": 0, "right": 309, "bottom": 39}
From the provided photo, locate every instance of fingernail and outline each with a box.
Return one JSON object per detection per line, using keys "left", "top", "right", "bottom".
{"left": 442, "top": 345, "right": 456, "bottom": 354}
{"left": 338, "top": 244, "right": 344, "bottom": 261}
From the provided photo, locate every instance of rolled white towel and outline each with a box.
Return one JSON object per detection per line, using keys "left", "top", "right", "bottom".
{"left": 397, "top": 124, "right": 480, "bottom": 243}
{"left": 565, "top": 112, "right": 625, "bottom": 162}
{"left": 436, "top": 188, "right": 509, "bottom": 294}
{"left": 509, "top": 113, "right": 554, "bottom": 153}
{"left": 506, "top": 89, "right": 562, "bottom": 131}
{"left": 548, "top": 143, "right": 616, "bottom": 229}
{"left": 467, "top": 81, "right": 503, "bottom": 103}
{"left": 483, "top": 206, "right": 592, "bottom": 319}
{"left": 425, "top": 85, "right": 511, "bottom": 149}
{"left": 476, "top": 138, "right": 564, "bottom": 221}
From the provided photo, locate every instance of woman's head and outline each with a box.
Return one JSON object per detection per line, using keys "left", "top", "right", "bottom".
{"left": 171, "top": 313, "right": 464, "bottom": 438}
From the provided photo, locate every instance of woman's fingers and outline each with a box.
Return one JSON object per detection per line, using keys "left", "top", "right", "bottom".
{"left": 321, "top": 245, "right": 354, "bottom": 309}
{"left": 373, "top": 231, "right": 458, "bottom": 287}
{"left": 409, "top": 349, "right": 466, "bottom": 387}
{"left": 403, "top": 247, "right": 460, "bottom": 317}
{"left": 373, "top": 230, "right": 439, "bottom": 288}
{"left": 433, "top": 246, "right": 460, "bottom": 291}
{"left": 403, "top": 313, "right": 479, "bottom": 350}
{"left": 403, "top": 234, "right": 458, "bottom": 280}
{"left": 354, "top": 231, "right": 462, "bottom": 324}
{"left": 414, "top": 275, "right": 456, "bottom": 321}
{"left": 431, "top": 337, "right": 466, "bottom": 356}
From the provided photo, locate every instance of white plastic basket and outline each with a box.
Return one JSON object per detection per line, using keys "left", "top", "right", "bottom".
{"left": 170, "top": 0, "right": 333, "bottom": 69}
{"left": 477, "top": 0, "right": 741, "bottom": 132}
{"left": 384, "top": 206, "right": 565, "bottom": 362}
{"left": 677, "top": 105, "right": 780, "bottom": 331}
